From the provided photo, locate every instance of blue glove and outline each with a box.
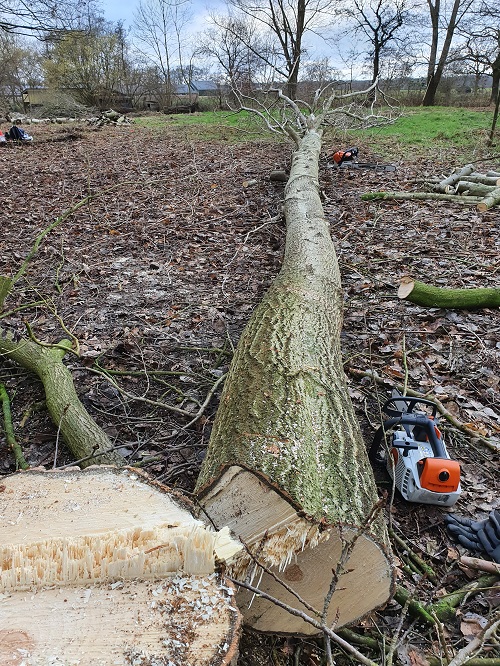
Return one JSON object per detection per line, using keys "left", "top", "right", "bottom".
{"left": 445, "top": 509, "right": 500, "bottom": 564}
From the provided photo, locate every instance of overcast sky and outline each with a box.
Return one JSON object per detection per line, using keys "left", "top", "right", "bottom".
{"left": 100, "top": 0, "right": 352, "bottom": 75}
{"left": 102, "top": 0, "right": 222, "bottom": 32}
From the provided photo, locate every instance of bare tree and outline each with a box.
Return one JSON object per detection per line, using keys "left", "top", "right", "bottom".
{"left": 42, "top": 17, "right": 133, "bottom": 108}
{"left": 0, "top": 31, "right": 42, "bottom": 105}
{"left": 197, "top": 15, "right": 269, "bottom": 94}
{"left": 335, "top": 0, "right": 410, "bottom": 87}
{"left": 133, "top": 0, "right": 192, "bottom": 108}
{"left": 0, "top": 0, "right": 99, "bottom": 36}
{"left": 421, "top": 0, "right": 476, "bottom": 106}
{"left": 455, "top": 0, "right": 500, "bottom": 104}
{"left": 222, "top": 0, "right": 335, "bottom": 99}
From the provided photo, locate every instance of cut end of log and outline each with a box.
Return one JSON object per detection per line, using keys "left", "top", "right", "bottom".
{"left": 198, "top": 465, "right": 394, "bottom": 635}
{"left": 1, "top": 467, "right": 242, "bottom": 665}
{"left": 1, "top": 575, "right": 241, "bottom": 666}
{"left": 398, "top": 277, "right": 415, "bottom": 300}
{"left": 1, "top": 467, "right": 242, "bottom": 591}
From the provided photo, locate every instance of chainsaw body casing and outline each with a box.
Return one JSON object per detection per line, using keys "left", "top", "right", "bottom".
{"left": 387, "top": 429, "right": 461, "bottom": 507}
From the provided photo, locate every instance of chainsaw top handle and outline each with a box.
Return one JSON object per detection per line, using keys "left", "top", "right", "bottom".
{"left": 383, "top": 396, "right": 439, "bottom": 419}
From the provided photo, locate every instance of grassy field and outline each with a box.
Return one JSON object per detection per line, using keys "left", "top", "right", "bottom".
{"left": 357, "top": 106, "right": 494, "bottom": 161}
{"left": 134, "top": 106, "right": 496, "bottom": 161}
{"left": 135, "top": 109, "right": 269, "bottom": 141}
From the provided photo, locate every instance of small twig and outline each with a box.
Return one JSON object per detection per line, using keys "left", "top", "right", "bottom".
{"left": 402, "top": 334, "right": 409, "bottom": 396}
{"left": 56, "top": 442, "right": 132, "bottom": 469}
{"left": 24, "top": 322, "right": 79, "bottom": 357}
{"left": 53, "top": 404, "right": 69, "bottom": 468}
{"left": 182, "top": 373, "right": 227, "bottom": 429}
{"left": 386, "top": 592, "right": 411, "bottom": 666}
{"left": 0, "top": 383, "right": 28, "bottom": 469}
{"left": 431, "top": 610, "right": 453, "bottom": 664}
{"left": 446, "top": 612, "right": 500, "bottom": 666}
{"left": 227, "top": 576, "right": 379, "bottom": 666}
{"left": 393, "top": 586, "right": 436, "bottom": 625}
{"left": 389, "top": 528, "right": 438, "bottom": 583}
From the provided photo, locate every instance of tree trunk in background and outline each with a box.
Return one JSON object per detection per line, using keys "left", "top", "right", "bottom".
{"left": 422, "top": 0, "right": 463, "bottom": 106}
{"left": 195, "top": 129, "right": 394, "bottom": 635}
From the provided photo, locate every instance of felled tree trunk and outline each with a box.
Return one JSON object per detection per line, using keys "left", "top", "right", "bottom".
{"left": 0, "top": 467, "right": 242, "bottom": 665}
{"left": 195, "top": 129, "right": 394, "bottom": 635}
{"left": 398, "top": 277, "right": 500, "bottom": 309}
{"left": 0, "top": 328, "right": 124, "bottom": 466}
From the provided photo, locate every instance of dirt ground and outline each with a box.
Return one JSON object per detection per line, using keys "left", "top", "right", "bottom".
{"left": 0, "top": 120, "right": 499, "bottom": 664}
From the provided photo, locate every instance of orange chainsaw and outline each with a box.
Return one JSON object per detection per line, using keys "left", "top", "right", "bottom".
{"left": 370, "top": 392, "right": 461, "bottom": 506}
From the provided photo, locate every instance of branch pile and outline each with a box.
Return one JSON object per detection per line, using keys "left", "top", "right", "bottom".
{"left": 362, "top": 165, "right": 500, "bottom": 211}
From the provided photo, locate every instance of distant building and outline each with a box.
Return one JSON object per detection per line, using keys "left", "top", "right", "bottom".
{"left": 173, "top": 81, "right": 219, "bottom": 96}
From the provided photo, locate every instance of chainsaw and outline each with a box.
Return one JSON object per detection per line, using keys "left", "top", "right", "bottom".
{"left": 328, "top": 146, "right": 396, "bottom": 171}
{"left": 370, "top": 392, "right": 461, "bottom": 506}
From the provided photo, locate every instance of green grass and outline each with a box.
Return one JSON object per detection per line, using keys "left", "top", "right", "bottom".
{"left": 133, "top": 106, "right": 496, "bottom": 161}
{"left": 133, "top": 109, "right": 275, "bottom": 142}
{"left": 356, "top": 106, "right": 494, "bottom": 161}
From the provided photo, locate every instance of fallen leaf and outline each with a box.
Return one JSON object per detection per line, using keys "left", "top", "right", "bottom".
{"left": 460, "top": 613, "right": 488, "bottom": 639}
{"left": 408, "top": 647, "right": 430, "bottom": 666}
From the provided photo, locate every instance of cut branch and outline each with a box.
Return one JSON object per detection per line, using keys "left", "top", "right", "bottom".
{"left": 477, "top": 186, "right": 500, "bottom": 212}
{"left": 0, "top": 383, "right": 28, "bottom": 469}
{"left": 432, "top": 164, "right": 474, "bottom": 192}
{"left": 398, "top": 278, "right": 500, "bottom": 309}
{"left": 361, "top": 191, "right": 483, "bottom": 204}
{"left": 0, "top": 329, "right": 124, "bottom": 466}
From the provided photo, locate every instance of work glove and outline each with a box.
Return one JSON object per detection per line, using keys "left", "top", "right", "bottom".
{"left": 444, "top": 509, "right": 500, "bottom": 564}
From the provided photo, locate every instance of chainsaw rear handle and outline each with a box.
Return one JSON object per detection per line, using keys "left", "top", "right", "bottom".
{"left": 370, "top": 413, "right": 446, "bottom": 461}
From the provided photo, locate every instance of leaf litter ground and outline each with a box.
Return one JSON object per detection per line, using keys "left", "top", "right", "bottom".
{"left": 0, "top": 122, "right": 498, "bottom": 664}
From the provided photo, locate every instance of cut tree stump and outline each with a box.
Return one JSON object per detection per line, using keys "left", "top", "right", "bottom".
{"left": 0, "top": 467, "right": 242, "bottom": 665}
{"left": 398, "top": 277, "right": 500, "bottom": 309}
{"left": 195, "top": 130, "right": 394, "bottom": 635}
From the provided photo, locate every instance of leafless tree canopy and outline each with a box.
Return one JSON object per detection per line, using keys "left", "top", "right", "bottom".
{"left": 0, "top": 0, "right": 93, "bottom": 35}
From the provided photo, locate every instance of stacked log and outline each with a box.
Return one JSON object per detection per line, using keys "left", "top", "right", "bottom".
{"left": 363, "top": 164, "right": 500, "bottom": 211}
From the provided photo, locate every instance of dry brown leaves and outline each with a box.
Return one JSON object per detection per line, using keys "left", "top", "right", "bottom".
{"left": 0, "top": 123, "right": 499, "bottom": 663}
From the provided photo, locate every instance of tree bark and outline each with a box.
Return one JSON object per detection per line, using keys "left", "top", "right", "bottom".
{"left": 0, "top": 329, "right": 124, "bottom": 466}
{"left": 422, "top": 0, "right": 464, "bottom": 106}
{"left": 458, "top": 173, "right": 500, "bottom": 186}
{"left": 195, "top": 130, "right": 394, "bottom": 635}
{"left": 398, "top": 278, "right": 500, "bottom": 309}
{"left": 0, "top": 467, "right": 242, "bottom": 665}
{"left": 456, "top": 181, "right": 496, "bottom": 196}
